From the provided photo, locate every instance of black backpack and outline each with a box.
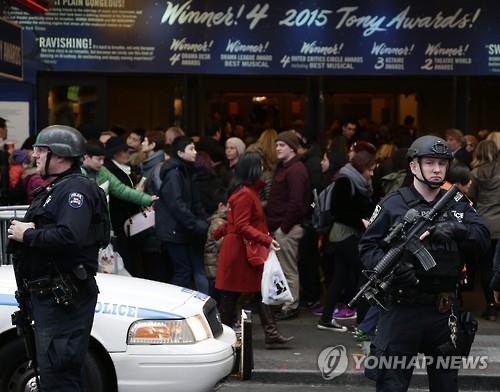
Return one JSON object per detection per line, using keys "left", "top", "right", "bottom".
{"left": 311, "top": 176, "right": 354, "bottom": 234}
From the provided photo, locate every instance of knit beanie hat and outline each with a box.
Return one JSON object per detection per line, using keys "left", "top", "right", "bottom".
{"left": 226, "top": 137, "right": 246, "bottom": 156}
{"left": 11, "top": 149, "right": 30, "bottom": 165}
{"left": 276, "top": 130, "right": 300, "bottom": 152}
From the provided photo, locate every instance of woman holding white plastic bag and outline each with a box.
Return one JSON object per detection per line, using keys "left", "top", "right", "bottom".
{"left": 214, "top": 151, "right": 294, "bottom": 349}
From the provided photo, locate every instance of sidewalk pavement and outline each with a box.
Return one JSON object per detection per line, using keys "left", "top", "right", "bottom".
{"left": 246, "top": 308, "right": 500, "bottom": 390}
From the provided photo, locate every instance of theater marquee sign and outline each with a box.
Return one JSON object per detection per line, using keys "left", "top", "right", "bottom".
{"left": 0, "top": 18, "right": 22, "bottom": 80}
{"left": 6, "top": 0, "right": 500, "bottom": 75}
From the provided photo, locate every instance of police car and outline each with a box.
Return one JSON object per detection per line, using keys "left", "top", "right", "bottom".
{"left": 0, "top": 265, "right": 236, "bottom": 392}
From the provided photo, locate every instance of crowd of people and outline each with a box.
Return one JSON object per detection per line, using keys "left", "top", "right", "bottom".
{"left": 1, "top": 114, "right": 500, "bottom": 350}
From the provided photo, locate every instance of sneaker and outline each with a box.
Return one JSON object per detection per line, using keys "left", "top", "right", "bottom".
{"left": 352, "top": 327, "right": 369, "bottom": 341}
{"left": 317, "top": 320, "right": 348, "bottom": 332}
{"left": 332, "top": 307, "right": 357, "bottom": 320}
{"left": 312, "top": 306, "right": 325, "bottom": 317}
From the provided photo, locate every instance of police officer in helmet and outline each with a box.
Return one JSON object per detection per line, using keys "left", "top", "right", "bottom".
{"left": 8, "top": 125, "right": 109, "bottom": 391}
{"left": 359, "top": 135, "right": 490, "bottom": 392}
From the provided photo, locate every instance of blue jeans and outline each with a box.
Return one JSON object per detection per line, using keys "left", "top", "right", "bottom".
{"left": 165, "top": 242, "right": 209, "bottom": 295}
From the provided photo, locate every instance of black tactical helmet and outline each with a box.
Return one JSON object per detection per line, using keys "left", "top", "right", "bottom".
{"left": 34, "top": 125, "right": 86, "bottom": 157}
{"left": 407, "top": 135, "right": 453, "bottom": 161}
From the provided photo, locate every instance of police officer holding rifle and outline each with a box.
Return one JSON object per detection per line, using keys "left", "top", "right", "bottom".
{"left": 357, "top": 135, "right": 490, "bottom": 392}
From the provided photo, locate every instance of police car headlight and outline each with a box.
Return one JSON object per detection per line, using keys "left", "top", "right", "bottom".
{"left": 127, "top": 316, "right": 211, "bottom": 345}
{"left": 127, "top": 320, "right": 195, "bottom": 344}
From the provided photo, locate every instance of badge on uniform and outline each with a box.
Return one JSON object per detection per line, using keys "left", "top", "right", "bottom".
{"left": 68, "top": 192, "right": 84, "bottom": 208}
{"left": 368, "top": 205, "right": 382, "bottom": 225}
{"left": 43, "top": 195, "right": 52, "bottom": 208}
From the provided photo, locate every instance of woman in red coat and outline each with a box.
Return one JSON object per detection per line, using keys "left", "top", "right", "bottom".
{"left": 215, "top": 151, "right": 293, "bottom": 348}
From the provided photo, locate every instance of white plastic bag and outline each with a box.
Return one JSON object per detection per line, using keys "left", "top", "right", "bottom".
{"left": 261, "top": 250, "right": 294, "bottom": 305}
{"left": 98, "top": 243, "right": 131, "bottom": 276}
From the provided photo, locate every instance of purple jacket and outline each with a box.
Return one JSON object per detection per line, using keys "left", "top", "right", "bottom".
{"left": 266, "top": 156, "right": 310, "bottom": 233}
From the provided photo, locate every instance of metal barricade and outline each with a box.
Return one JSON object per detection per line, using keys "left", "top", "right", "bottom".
{"left": 0, "top": 206, "right": 29, "bottom": 265}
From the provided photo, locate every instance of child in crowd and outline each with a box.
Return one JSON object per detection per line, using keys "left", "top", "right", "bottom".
{"left": 204, "top": 188, "right": 229, "bottom": 302}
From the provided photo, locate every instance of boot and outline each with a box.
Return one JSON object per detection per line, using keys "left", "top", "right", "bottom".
{"left": 258, "top": 302, "right": 294, "bottom": 349}
{"left": 219, "top": 292, "right": 239, "bottom": 327}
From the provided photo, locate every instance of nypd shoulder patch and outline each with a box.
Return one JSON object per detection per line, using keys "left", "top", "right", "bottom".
{"left": 68, "top": 192, "right": 84, "bottom": 208}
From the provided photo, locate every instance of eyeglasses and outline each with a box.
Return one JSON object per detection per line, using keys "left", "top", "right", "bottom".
{"left": 33, "top": 146, "right": 48, "bottom": 154}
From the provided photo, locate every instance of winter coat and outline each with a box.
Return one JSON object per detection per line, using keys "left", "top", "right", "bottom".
{"left": 204, "top": 210, "right": 227, "bottom": 279}
{"left": 155, "top": 157, "right": 208, "bottom": 244}
{"left": 8, "top": 164, "right": 23, "bottom": 190}
{"left": 81, "top": 165, "right": 153, "bottom": 206}
{"left": 140, "top": 150, "right": 165, "bottom": 196}
{"left": 25, "top": 174, "right": 49, "bottom": 203}
{"left": 330, "top": 163, "right": 375, "bottom": 234}
{"left": 266, "top": 155, "right": 310, "bottom": 233}
{"left": 469, "top": 160, "right": 500, "bottom": 239}
{"left": 104, "top": 159, "right": 142, "bottom": 238}
{"left": 196, "top": 168, "right": 225, "bottom": 215}
{"left": 215, "top": 184, "right": 273, "bottom": 293}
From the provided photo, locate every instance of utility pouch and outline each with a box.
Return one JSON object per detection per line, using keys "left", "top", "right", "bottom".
{"left": 28, "top": 277, "right": 53, "bottom": 297}
{"left": 51, "top": 274, "right": 79, "bottom": 309}
{"left": 458, "top": 311, "right": 478, "bottom": 357}
{"left": 72, "top": 264, "right": 88, "bottom": 281}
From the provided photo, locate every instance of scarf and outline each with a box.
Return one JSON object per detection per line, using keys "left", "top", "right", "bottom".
{"left": 338, "top": 163, "right": 372, "bottom": 197}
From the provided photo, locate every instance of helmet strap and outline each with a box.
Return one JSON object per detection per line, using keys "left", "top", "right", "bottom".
{"left": 41, "top": 150, "right": 53, "bottom": 180}
{"left": 41, "top": 151, "right": 75, "bottom": 180}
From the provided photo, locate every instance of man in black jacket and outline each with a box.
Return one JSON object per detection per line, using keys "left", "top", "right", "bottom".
{"left": 104, "top": 136, "right": 142, "bottom": 276}
{"left": 155, "top": 136, "right": 209, "bottom": 294}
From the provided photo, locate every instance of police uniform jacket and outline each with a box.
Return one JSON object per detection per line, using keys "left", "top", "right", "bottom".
{"left": 359, "top": 185, "right": 490, "bottom": 294}
{"left": 22, "top": 167, "right": 107, "bottom": 279}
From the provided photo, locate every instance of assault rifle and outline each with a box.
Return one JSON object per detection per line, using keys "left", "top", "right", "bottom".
{"left": 348, "top": 185, "right": 463, "bottom": 310}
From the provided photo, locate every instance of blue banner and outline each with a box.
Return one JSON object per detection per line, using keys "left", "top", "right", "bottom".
{"left": 6, "top": 1, "right": 500, "bottom": 75}
{"left": 0, "top": 18, "right": 23, "bottom": 80}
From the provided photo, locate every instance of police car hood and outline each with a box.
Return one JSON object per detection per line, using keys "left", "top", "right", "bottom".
{"left": 0, "top": 266, "right": 209, "bottom": 318}
{"left": 95, "top": 272, "right": 209, "bottom": 317}
{"left": 0, "top": 265, "right": 17, "bottom": 296}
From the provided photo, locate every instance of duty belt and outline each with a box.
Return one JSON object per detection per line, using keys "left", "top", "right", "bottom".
{"left": 26, "top": 277, "right": 53, "bottom": 297}
{"left": 388, "top": 290, "right": 456, "bottom": 311}
{"left": 26, "top": 274, "right": 80, "bottom": 307}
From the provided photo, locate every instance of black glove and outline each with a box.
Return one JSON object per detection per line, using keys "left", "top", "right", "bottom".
{"left": 392, "top": 261, "right": 418, "bottom": 287}
{"left": 431, "top": 221, "right": 467, "bottom": 243}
